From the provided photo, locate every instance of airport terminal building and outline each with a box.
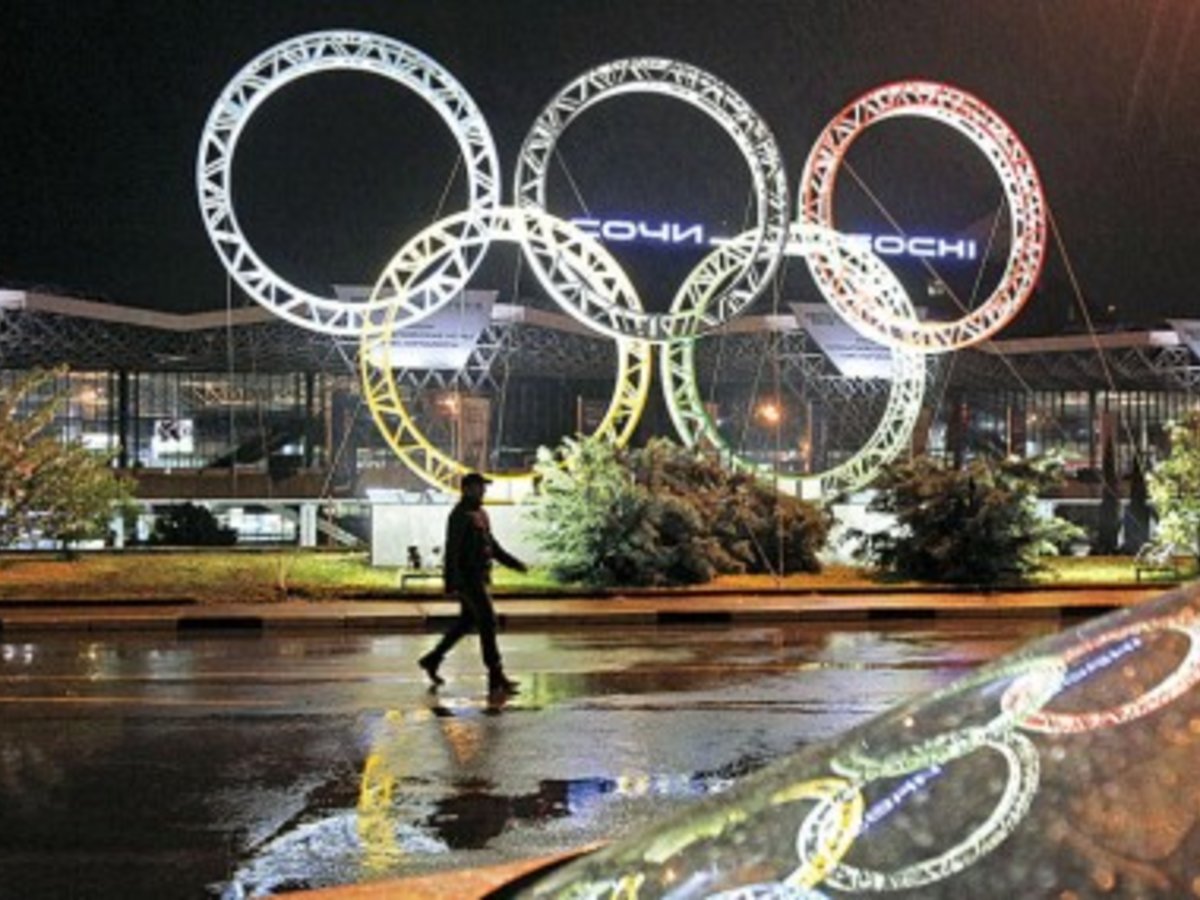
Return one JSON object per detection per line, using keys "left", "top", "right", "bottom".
{"left": 2, "top": 286, "right": 1198, "bottom": 548}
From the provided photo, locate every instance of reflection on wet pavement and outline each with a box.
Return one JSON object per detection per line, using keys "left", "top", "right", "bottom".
{"left": 0, "top": 620, "right": 1057, "bottom": 897}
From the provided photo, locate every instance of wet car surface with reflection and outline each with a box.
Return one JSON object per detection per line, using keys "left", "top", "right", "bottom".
{"left": 0, "top": 618, "right": 1058, "bottom": 898}
{"left": 516, "top": 588, "right": 1200, "bottom": 898}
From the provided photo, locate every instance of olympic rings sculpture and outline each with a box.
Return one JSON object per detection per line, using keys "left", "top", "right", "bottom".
{"left": 361, "top": 207, "right": 653, "bottom": 499}
{"left": 527, "top": 600, "right": 1200, "bottom": 897}
{"left": 199, "top": 30, "right": 1047, "bottom": 499}
{"left": 798, "top": 80, "right": 1046, "bottom": 352}
{"left": 661, "top": 225, "right": 926, "bottom": 498}
{"left": 514, "top": 57, "right": 790, "bottom": 343}
{"left": 197, "top": 31, "right": 500, "bottom": 337}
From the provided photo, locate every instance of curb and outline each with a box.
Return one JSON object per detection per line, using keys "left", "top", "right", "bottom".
{"left": 0, "top": 598, "right": 1142, "bottom": 634}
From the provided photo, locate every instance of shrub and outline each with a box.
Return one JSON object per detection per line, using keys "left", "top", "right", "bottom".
{"left": 529, "top": 436, "right": 829, "bottom": 587}
{"left": 150, "top": 503, "right": 238, "bottom": 546}
{"left": 1148, "top": 414, "right": 1200, "bottom": 557}
{"left": 853, "top": 454, "right": 1082, "bottom": 584}
{"left": 0, "top": 368, "right": 135, "bottom": 552}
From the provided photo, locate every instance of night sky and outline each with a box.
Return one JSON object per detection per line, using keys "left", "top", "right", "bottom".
{"left": 1, "top": 0, "right": 1198, "bottom": 331}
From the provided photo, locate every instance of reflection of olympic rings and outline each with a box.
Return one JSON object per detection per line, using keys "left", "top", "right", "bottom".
{"left": 197, "top": 30, "right": 500, "bottom": 337}
{"left": 768, "top": 777, "right": 864, "bottom": 889}
{"left": 802, "top": 732, "right": 1041, "bottom": 893}
{"left": 798, "top": 80, "right": 1046, "bottom": 351}
{"left": 514, "top": 57, "right": 789, "bottom": 343}
{"left": 1003, "top": 613, "right": 1200, "bottom": 734}
{"left": 360, "top": 207, "right": 653, "bottom": 500}
{"left": 662, "top": 225, "right": 925, "bottom": 498}
{"left": 830, "top": 654, "right": 1065, "bottom": 781}
{"left": 707, "top": 883, "right": 830, "bottom": 899}
{"left": 527, "top": 601, "right": 1200, "bottom": 898}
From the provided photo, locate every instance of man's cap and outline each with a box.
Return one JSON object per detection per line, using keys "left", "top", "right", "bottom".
{"left": 461, "top": 472, "right": 493, "bottom": 488}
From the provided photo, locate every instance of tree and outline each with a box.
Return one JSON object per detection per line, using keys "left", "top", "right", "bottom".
{"left": 528, "top": 436, "right": 829, "bottom": 587}
{"left": 1123, "top": 454, "right": 1152, "bottom": 553}
{"left": 0, "top": 369, "right": 134, "bottom": 551}
{"left": 1094, "top": 434, "right": 1120, "bottom": 554}
{"left": 853, "top": 454, "right": 1082, "bottom": 584}
{"left": 1147, "top": 414, "right": 1200, "bottom": 557}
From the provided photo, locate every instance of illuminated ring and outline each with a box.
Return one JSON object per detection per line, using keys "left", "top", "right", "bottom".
{"left": 661, "top": 225, "right": 925, "bottom": 500}
{"left": 360, "top": 206, "right": 652, "bottom": 501}
{"left": 798, "top": 80, "right": 1046, "bottom": 351}
{"left": 514, "top": 57, "right": 790, "bottom": 342}
{"left": 830, "top": 654, "right": 1065, "bottom": 782}
{"left": 1003, "top": 614, "right": 1200, "bottom": 734}
{"left": 707, "top": 884, "right": 830, "bottom": 899}
{"left": 197, "top": 30, "right": 501, "bottom": 337}
{"left": 768, "top": 778, "right": 864, "bottom": 889}
{"left": 803, "top": 732, "right": 1040, "bottom": 893}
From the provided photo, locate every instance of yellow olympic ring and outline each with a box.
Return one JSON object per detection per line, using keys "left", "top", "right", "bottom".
{"left": 768, "top": 777, "right": 863, "bottom": 889}
{"left": 360, "top": 206, "right": 653, "bottom": 500}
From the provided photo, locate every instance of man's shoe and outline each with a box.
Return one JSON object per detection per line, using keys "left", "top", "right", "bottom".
{"left": 488, "top": 674, "right": 520, "bottom": 695}
{"left": 418, "top": 654, "right": 445, "bottom": 687}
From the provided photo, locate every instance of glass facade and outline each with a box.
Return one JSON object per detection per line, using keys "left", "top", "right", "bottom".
{"left": 3, "top": 367, "right": 1198, "bottom": 498}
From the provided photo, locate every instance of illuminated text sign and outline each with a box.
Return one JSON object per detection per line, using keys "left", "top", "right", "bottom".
{"left": 571, "top": 217, "right": 978, "bottom": 261}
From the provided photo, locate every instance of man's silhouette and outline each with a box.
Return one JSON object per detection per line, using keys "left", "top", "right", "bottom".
{"left": 418, "top": 472, "right": 526, "bottom": 695}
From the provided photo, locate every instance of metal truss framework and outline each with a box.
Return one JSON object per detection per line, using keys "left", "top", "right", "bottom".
{"left": 197, "top": 31, "right": 500, "bottom": 337}
{"left": 798, "top": 80, "right": 1046, "bottom": 351}
{"left": 663, "top": 228, "right": 926, "bottom": 498}
{"left": 514, "top": 57, "right": 790, "bottom": 343}
{"left": 2, "top": 295, "right": 1197, "bottom": 453}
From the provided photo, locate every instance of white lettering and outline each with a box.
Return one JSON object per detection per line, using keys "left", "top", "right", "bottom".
{"left": 577, "top": 218, "right": 976, "bottom": 260}
{"left": 908, "top": 236, "right": 937, "bottom": 257}
{"left": 671, "top": 223, "right": 706, "bottom": 245}
{"left": 637, "top": 221, "right": 671, "bottom": 243}
{"left": 937, "top": 238, "right": 972, "bottom": 260}
{"left": 601, "top": 219, "right": 637, "bottom": 241}
{"left": 874, "top": 234, "right": 906, "bottom": 256}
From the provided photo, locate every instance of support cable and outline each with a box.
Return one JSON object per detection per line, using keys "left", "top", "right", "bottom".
{"left": 843, "top": 159, "right": 1074, "bottom": 451}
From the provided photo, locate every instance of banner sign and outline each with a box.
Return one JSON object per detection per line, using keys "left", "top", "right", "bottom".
{"left": 1169, "top": 320, "right": 1200, "bottom": 361}
{"left": 791, "top": 303, "right": 894, "bottom": 379}
{"left": 151, "top": 418, "right": 194, "bottom": 455}
{"left": 339, "top": 287, "right": 496, "bottom": 370}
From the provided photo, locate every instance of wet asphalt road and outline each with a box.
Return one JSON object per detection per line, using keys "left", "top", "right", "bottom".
{"left": 0, "top": 618, "right": 1070, "bottom": 898}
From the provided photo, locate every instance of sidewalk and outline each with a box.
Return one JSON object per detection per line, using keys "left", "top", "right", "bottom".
{"left": 0, "top": 583, "right": 1177, "bottom": 633}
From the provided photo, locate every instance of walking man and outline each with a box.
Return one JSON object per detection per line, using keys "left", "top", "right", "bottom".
{"left": 418, "top": 472, "right": 526, "bottom": 695}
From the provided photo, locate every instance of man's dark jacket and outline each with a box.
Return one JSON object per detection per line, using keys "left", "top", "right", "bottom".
{"left": 442, "top": 498, "right": 522, "bottom": 591}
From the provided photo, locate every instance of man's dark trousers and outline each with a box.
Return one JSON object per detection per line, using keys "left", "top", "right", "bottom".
{"left": 425, "top": 580, "right": 502, "bottom": 674}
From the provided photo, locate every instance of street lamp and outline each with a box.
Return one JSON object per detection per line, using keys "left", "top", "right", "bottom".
{"left": 756, "top": 400, "right": 782, "bottom": 427}
{"left": 438, "top": 392, "right": 461, "bottom": 461}
{"left": 756, "top": 398, "right": 785, "bottom": 584}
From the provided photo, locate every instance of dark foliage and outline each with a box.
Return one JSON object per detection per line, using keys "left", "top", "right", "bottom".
{"left": 530, "top": 437, "right": 830, "bottom": 587}
{"left": 150, "top": 503, "right": 237, "bottom": 546}
{"left": 852, "top": 455, "right": 1082, "bottom": 584}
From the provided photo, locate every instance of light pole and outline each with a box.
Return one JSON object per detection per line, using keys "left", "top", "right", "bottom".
{"left": 756, "top": 399, "right": 785, "bottom": 584}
